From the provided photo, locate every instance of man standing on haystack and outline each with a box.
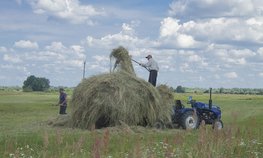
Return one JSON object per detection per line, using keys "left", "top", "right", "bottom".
{"left": 58, "top": 88, "right": 67, "bottom": 114}
{"left": 140, "top": 54, "right": 159, "bottom": 87}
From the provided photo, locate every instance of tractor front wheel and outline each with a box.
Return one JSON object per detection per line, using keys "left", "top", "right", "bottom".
{"left": 212, "top": 119, "right": 223, "bottom": 130}
{"left": 180, "top": 111, "right": 199, "bottom": 130}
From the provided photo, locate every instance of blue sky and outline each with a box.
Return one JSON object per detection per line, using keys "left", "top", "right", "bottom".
{"left": 1, "top": 0, "right": 263, "bottom": 88}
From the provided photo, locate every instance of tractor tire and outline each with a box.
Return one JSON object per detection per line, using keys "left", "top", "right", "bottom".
{"left": 154, "top": 121, "right": 165, "bottom": 129}
{"left": 180, "top": 111, "right": 199, "bottom": 130}
{"left": 212, "top": 119, "right": 223, "bottom": 130}
{"left": 165, "top": 122, "right": 175, "bottom": 129}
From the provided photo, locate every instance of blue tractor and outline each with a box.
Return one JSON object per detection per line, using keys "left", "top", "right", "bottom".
{"left": 171, "top": 88, "right": 223, "bottom": 130}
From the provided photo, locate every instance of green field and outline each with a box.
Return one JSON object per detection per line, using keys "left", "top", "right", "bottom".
{"left": 0, "top": 91, "right": 262, "bottom": 158}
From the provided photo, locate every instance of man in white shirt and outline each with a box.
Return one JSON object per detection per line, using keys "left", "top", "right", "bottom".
{"left": 140, "top": 54, "right": 159, "bottom": 86}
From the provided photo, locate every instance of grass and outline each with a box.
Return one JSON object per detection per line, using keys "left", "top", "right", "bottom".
{"left": 0, "top": 91, "right": 262, "bottom": 157}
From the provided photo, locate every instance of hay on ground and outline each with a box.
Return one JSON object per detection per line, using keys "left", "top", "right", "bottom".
{"left": 48, "top": 114, "right": 70, "bottom": 127}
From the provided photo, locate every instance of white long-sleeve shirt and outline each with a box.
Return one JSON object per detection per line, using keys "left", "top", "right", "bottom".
{"left": 142, "top": 58, "right": 159, "bottom": 71}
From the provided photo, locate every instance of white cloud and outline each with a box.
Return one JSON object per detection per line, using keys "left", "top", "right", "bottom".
{"left": 184, "top": 18, "right": 263, "bottom": 44}
{"left": 176, "top": 34, "right": 196, "bottom": 48}
{"left": 258, "top": 47, "right": 263, "bottom": 57}
{"left": 167, "top": 0, "right": 263, "bottom": 47}
{"left": 224, "top": 72, "right": 238, "bottom": 79}
{"left": 28, "top": 0, "right": 105, "bottom": 24}
{"left": 86, "top": 36, "right": 94, "bottom": 47}
{"left": 157, "top": 55, "right": 176, "bottom": 72}
{"left": 70, "top": 45, "right": 85, "bottom": 59}
{"left": 14, "top": 40, "right": 39, "bottom": 49}
{"left": 0, "top": 46, "right": 8, "bottom": 53}
{"left": 85, "top": 22, "right": 157, "bottom": 51}
{"left": 93, "top": 55, "right": 109, "bottom": 62}
{"left": 159, "top": 17, "right": 197, "bottom": 48}
{"left": 160, "top": 17, "right": 180, "bottom": 37}
{"left": 40, "top": 42, "right": 86, "bottom": 68}
{"left": 4, "top": 41, "right": 86, "bottom": 73}
{"left": 122, "top": 23, "right": 133, "bottom": 33}
{"left": 246, "top": 18, "right": 263, "bottom": 26}
{"left": 259, "top": 73, "right": 263, "bottom": 77}
{"left": 188, "top": 54, "right": 202, "bottom": 62}
{"left": 168, "top": 0, "right": 187, "bottom": 16}
{"left": 0, "top": 64, "right": 28, "bottom": 72}
{"left": 24, "top": 51, "right": 65, "bottom": 61}
{"left": 97, "top": 33, "right": 137, "bottom": 48}
{"left": 65, "top": 59, "right": 83, "bottom": 67}
{"left": 229, "top": 49, "right": 256, "bottom": 58}
{"left": 236, "top": 58, "right": 246, "bottom": 65}
{"left": 45, "top": 41, "right": 66, "bottom": 51}
{"left": 214, "top": 48, "right": 256, "bottom": 65}
{"left": 71, "top": 45, "right": 84, "bottom": 53}
{"left": 224, "top": 56, "right": 246, "bottom": 65}
{"left": 87, "top": 55, "right": 111, "bottom": 73}
{"left": 180, "top": 63, "right": 193, "bottom": 73}
{"left": 3, "top": 54, "right": 22, "bottom": 63}
{"left": 169, "top": 0, "right": 263, "bottom": 18}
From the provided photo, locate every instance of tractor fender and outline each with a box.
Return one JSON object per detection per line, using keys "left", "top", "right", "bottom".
{"left": 179, "top": 108, "right": 195, "bottom": 114}
{"left": 181, "top": 108, "right": 199, "bottom": 118}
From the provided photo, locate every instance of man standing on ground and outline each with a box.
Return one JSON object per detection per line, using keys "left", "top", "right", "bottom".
{"left": 58, "top": 88, "right": 67, "bottom": 114}
{"left": 140, "top": 54, "right": 159, "bottom": 87}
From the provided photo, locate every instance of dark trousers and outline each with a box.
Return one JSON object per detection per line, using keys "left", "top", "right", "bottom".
{"left": 59, "top": 106, "right": 67, "bottom": 114}
{"left": 148, "top": 70, "right": 158, "bottom": 87}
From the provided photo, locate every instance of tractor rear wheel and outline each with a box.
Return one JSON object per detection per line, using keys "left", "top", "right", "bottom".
{"left": 180, "top": 111, "right": 199, "bottom": 130}
{"left": 154, "top": 120, "right": 165, "bottom": 129}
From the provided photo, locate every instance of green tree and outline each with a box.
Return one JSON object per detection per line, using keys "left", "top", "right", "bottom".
{"left": 219, "top": 87, "right": 224, "bottom": 94}
{"left": 176, "top": 85, "right": 185, "bottom": 93}
{"left": 23, "top": 75, "right": 50, "bottom": 92}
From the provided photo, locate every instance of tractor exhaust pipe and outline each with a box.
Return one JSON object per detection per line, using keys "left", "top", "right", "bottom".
{"left": 209, "top": 88, "right": 212, "bottom": 109}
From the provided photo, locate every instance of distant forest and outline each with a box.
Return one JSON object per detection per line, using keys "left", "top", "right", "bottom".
{"left": 171, "top": 86, "right": 263, "bottom": 95}
{"left": 1, "top": 86, "right": 263, "bottom": 95}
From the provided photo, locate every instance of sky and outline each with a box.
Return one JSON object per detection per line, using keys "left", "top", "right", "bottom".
{"left": 0, "top": 0, "right": 263, "bottom": 88}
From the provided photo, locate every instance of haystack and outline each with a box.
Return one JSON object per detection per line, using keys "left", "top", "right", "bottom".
{"left": 70, "top": 46, "right": 174, "bottom": 129}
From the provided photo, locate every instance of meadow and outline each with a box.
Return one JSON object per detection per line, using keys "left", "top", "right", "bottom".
{"left": 0, "top": 90, "right": 262, "bottom": 158}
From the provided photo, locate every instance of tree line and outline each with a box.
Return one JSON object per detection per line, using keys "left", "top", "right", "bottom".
{"left": 2, "top": 76, "right": 263, "bottom": 95}
{"left": 172, "top": 85, "right": 263, "bottom": 95}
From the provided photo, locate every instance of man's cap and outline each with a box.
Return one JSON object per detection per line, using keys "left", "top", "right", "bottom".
{"left": 59, "top": 88, "right": 64, "bottom": 91}
{"left": 145, "top": 55, "right": 152, "bottom": 59}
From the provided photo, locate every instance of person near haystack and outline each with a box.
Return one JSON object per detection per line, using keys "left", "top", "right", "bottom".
{"left": 58, "top": 88, "right": 67, "bottom": 114}
{"left": 140, "top": 54, "right": 159, "bottom": 87}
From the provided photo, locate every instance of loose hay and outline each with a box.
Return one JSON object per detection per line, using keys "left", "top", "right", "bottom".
{"left": 110, "top": 46, "right": 135, "bottom": 75}
{"left": 70, "top": 46, "right": 174, "bottom": 129}
{"left": 48, "top": 114, "right": 70, "bottom": 127}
